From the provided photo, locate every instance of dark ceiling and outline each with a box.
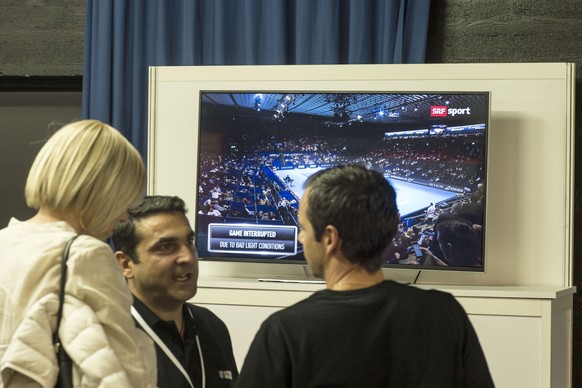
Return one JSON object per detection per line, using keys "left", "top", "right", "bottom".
{"left": 201, "top": 92, "right": 487, "bottom": 125}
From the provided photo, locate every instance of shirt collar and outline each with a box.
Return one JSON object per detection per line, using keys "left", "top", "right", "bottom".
{"left": 132, "top": 295, "right": 195, "bottom": 339}
{"left": 132, "top": 295, "right": 164, "bottom": 327}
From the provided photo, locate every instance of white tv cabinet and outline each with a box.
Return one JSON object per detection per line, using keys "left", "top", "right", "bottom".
{"left": 192, "top": 277, "right": 575, "bottom": 388}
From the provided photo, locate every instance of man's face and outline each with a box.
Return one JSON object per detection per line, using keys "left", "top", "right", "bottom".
{"left": 125, "top": 212, "right": 198, "bottom": 310}
{"left": 298, "top": 189, "right": 326, "bottom": 278}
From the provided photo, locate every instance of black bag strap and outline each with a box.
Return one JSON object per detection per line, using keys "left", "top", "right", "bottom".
{"left": 53, "top": 235, "right": 79, "bottom": 344}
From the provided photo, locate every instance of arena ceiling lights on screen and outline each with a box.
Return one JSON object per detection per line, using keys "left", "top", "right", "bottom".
{"left": 201, "top": 92, "right": 487, "bottom": 126}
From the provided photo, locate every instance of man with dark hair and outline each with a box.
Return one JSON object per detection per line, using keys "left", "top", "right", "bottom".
{"left": 235, "top": 165, "right": 494, "bottom": 388}
{"left": 112, "top": 195, "right": 238, "bottom": 388}
{"left": 436, "top": 216, "right": 482, "bottom": 267}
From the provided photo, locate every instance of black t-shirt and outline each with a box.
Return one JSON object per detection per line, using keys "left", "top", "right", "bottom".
{"left": 133, "top": 297, "right": 238, "bottom": 388}
{"left": 235, "top": 281, "right": 494, "bottom": 388}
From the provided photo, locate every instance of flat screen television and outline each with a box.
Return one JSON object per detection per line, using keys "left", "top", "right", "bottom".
{"left": 149, "top": 64, "right": 576, "bottom": 287}
{"left": 195, "top": 91, "right": 489, "bottom": 275}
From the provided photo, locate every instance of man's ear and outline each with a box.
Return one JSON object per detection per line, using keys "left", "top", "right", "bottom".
{"left": 323, "top": 225, "right": 341, "bottom": 255}
{"left": 443, "top": 243, "right": 454, "bottom": 258}
{"left": 114, "top": 251, "right": 134, "bottom": 279}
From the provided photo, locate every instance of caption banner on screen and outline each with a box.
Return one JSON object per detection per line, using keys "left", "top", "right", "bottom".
{"left": 207, "top": 223, "right": 298, "bottom": 255}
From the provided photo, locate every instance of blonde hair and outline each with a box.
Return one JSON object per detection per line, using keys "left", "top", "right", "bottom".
{"left": 25, "top": 120, "right": 146, "bottom": 237}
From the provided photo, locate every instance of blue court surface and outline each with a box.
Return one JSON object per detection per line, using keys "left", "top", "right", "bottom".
{"left": 274, "top": 167, "right": 457, "bottom": 217}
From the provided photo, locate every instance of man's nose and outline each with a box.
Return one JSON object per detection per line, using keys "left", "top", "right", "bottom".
{"left": 178, "top": 244, "right": 197, "bottom": 263}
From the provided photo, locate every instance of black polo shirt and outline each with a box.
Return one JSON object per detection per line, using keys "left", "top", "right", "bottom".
{"left": 132, "top": 296, "right": 238, "bottom": 388}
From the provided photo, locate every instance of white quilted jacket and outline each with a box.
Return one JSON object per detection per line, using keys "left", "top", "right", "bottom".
{"left": 0, "top": 292, "right": 155, "bottom": 387}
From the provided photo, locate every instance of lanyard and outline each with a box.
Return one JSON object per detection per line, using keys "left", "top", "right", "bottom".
{"left": 131, "top": 306, "right": 206, "bottom": 388}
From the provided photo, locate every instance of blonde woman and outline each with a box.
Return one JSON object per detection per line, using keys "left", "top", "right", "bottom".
{"left": 0, "top": 120, "right": 156, "bottom": 387}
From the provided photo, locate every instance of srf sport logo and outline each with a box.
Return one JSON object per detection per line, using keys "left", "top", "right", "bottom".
{"left": 430, "top": 106, "right": 471, "bottom": 117}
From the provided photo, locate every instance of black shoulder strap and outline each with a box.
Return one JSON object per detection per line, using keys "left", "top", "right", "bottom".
{"left": 53, "top": 235, "right": 80, "bottom": 342}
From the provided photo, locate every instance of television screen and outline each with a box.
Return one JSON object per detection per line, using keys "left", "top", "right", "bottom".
{"left": 195, "top": 92, "right": 489, "bottom": 272}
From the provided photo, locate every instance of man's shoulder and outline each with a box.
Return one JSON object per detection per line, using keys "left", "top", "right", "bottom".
{"left": 185, "top": 303, "right": 236, "bottom": 347}
{"left": 186, "top": 302, "right": 214, "bottom": 315}
{"left": 386, "top": 281, "right": 458, "bottom": 302}
{"left": 287, "top": 281, "right": 460, "bottom": 313}
{"left": 186, "top": 303, "right": 228, "bottom": 326}
{"left": 390, "top": 283, "right": 468, "bottom": 319}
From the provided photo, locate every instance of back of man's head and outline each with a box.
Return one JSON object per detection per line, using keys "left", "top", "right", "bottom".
{"left": 436, "top": 216, "right": 480, "bottom": 266}
{"left": 112, "top": 195, "right": 188, "bottom": 262}
{"left": 304, "top": 164, "right": 399, "bottom": 272}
